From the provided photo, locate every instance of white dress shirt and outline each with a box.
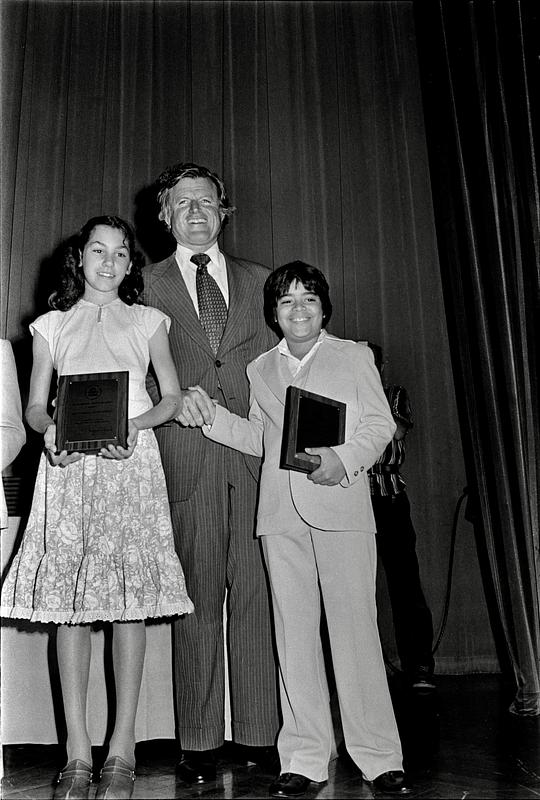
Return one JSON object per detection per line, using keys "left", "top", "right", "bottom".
{"left": 174, "top": 243, "right": 229, "bottom": 314}
{"left": 278, "top": 329, "right": 326, "bottom": 378}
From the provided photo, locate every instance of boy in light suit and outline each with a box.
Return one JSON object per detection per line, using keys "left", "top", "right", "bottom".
{"left": 188, "top": 262, "right": 410, "bottom": 798}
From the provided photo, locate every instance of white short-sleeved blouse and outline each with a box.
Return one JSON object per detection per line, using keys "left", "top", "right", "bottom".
{"left": 30, "top": 298, "right": 170, "bottom": 418}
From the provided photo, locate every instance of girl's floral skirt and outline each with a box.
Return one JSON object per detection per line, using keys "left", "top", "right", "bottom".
{"left": 1, "top": 429, "right": 194, "bottom": 624}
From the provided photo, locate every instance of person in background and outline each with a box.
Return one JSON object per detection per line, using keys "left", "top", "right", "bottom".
{"left": 188, "top": 262, "right": 411, "bottom": 798}
{"left": 142, "top": 162, "right": 279, "bottom": 784}
{"left": 0, "top": 339, "right": 26, "bottom": 530}
{"left": 367, "top": 342, "right": 435, "bottom": 691}
{"left": 1, "top": 215, "right": 194, "bottom": 800}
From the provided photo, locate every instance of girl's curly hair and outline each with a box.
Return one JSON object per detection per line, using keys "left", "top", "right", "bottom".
{"left": 49, "top": 215, "right": 145, "bottom": 311}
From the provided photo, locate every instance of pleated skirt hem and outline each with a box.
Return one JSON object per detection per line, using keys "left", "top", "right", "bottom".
{"left": 0, "top": 598, "right": 194, "bottom": 625}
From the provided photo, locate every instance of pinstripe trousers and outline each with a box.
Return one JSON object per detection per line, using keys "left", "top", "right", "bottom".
{"left": 170, "top": 440, "right": 279, "bottom": 751}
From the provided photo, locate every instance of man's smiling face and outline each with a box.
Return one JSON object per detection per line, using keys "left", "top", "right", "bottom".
{"left": 165, "top": 176, "right": 225, "bottom": 252}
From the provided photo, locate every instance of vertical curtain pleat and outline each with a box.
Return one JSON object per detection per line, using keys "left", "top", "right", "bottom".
{"left": 261, "top": 2, "right": 343, "bottom": 270}
{"left": 222, "top": 1, "right": 273, "bottom": 263}
{"left": 414, "top": 0, "right": 539, "bottom": 714}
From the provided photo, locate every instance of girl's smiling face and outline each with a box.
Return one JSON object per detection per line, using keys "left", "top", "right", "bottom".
{"left": 81, "top": 224, "right": 132, "bottom": 303}
{"left": 275, "top": 279, "right": 324, "bottom": 358}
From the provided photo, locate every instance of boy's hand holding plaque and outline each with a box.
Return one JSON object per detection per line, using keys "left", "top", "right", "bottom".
{"left": 280, "top": 386, "right": 346, "bottom": 473}
{"left": 55, "top": 371, "right": 129, "bottom": 454}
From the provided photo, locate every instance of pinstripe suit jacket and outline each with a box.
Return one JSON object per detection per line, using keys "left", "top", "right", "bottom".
{"left": 205, "top": 335, "right": 396, "bottom": 534}
{"left": 141, "top": 252, "right": 277, "bottom": 502}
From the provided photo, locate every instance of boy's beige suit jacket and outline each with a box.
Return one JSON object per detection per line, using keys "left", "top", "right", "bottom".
{"left": 204, "top": 334, "right": 396, "bottom": 535}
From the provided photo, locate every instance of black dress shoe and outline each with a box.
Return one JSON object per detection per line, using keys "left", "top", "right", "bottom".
{"left": 176, "top": 750, "right": 217, "bottom": 784}
{"left": 239, "top": 744, "right": 280, "bottom": 774}
{"left": 372, "top": 770, "right": 412, "bottom": 794}
{"left": 410, "top": 666, "right": 437, "bottom": 692}
{"left": 269, "top": 772, "right": 312, "bottom": 798}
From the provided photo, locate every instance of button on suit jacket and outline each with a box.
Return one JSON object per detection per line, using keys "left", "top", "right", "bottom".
{"left": 141, "top": 253, "right": 277, "bottom": 501}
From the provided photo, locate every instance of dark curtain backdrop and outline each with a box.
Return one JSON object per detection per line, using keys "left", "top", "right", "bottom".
{"left": 414, "top": 0, "right": 539, "bottom": 715}
{"left": 2, "top": 0, "right": 500, "bottom": 680}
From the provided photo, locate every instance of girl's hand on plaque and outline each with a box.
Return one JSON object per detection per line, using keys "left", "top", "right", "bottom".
{"left": 99, "top": 420, "right": 139, "bottom": 459}
{"left": 44, "top": 424, "right": 83, "bottom": 466}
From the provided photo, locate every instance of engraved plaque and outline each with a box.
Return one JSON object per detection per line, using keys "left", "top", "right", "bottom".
{"left": 55, "top": 371, "right": 129, "bottom": 454}
{"left": 280, "top": 386, "right": 346, "bottom": 473}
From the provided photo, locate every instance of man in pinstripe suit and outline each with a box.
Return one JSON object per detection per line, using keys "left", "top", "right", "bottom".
{"left": 142, "top": 163, "right": 279, "bottom": 784}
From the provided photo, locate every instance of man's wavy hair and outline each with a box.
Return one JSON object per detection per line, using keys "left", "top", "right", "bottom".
{"left": 156, "top": 162, "right": 236, "bottom": 231}
{"left": 263, "top": 261, "right": 333, "bottom": 336}
{"left": 49, "top": 215, "right": 145, "bottom": 311}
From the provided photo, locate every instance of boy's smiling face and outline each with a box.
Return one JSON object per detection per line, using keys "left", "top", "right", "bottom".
{"left": 275, "top": 280, "right": 324, "bottom": 358}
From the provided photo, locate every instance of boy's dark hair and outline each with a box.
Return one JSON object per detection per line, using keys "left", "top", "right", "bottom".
{"left": 263, "top": 260, "right": 332, "bottom": 334}
{"left": 49, "top": 215, "right": 144, "bottom": 311}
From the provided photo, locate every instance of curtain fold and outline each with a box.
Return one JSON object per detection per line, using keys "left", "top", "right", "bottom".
{"left": 414, "top": 0, "right": 539, "bottom": 714}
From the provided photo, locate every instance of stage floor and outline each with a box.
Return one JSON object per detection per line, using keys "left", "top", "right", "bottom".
{"left": 2, "top": 674, "right": 539, "bottom": 799}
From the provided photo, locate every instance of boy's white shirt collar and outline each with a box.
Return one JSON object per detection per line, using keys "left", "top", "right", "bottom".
{"left": 278, "top": 329, "right": 326, "bottom": 376}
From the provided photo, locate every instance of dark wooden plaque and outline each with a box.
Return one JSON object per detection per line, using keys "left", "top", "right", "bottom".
{"left": 55, "top": 371, "right": 129, "bottom": 454}
{"left": 280, "top": 386, "right": 346, "bottom": 473}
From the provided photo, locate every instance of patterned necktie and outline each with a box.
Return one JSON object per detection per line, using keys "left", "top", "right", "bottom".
{"left": 191, "top": 253, "right": 228, "bottom": 354}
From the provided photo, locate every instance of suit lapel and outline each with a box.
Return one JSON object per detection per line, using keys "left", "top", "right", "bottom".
{"left": 151, "top": 252, "right": 272, "bottom": 358}
{"left": 151, "top": 255, "right": 214, "bottom": 355}
{"left": 257, "top": 336, "right": 344, "bottom": 404}
{"left": 255, "top": 348, "right": 289, "bottom": 403}
{"left": 218, "top": 254, "right": 259, "bottom": 356}
{"left": 300, "top": 336, "right": 345, "bottom": 395}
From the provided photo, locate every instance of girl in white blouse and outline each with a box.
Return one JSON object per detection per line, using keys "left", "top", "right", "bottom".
{"left": 1, "top": 215, "right": 193, "bottom": 800}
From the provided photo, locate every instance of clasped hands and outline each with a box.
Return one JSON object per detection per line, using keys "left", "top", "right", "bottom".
{"left": 175, "top": 386, "right": 216, "bottom": 428}
{"left": 174, "top": 387, "right": 346, "bottom": 485}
